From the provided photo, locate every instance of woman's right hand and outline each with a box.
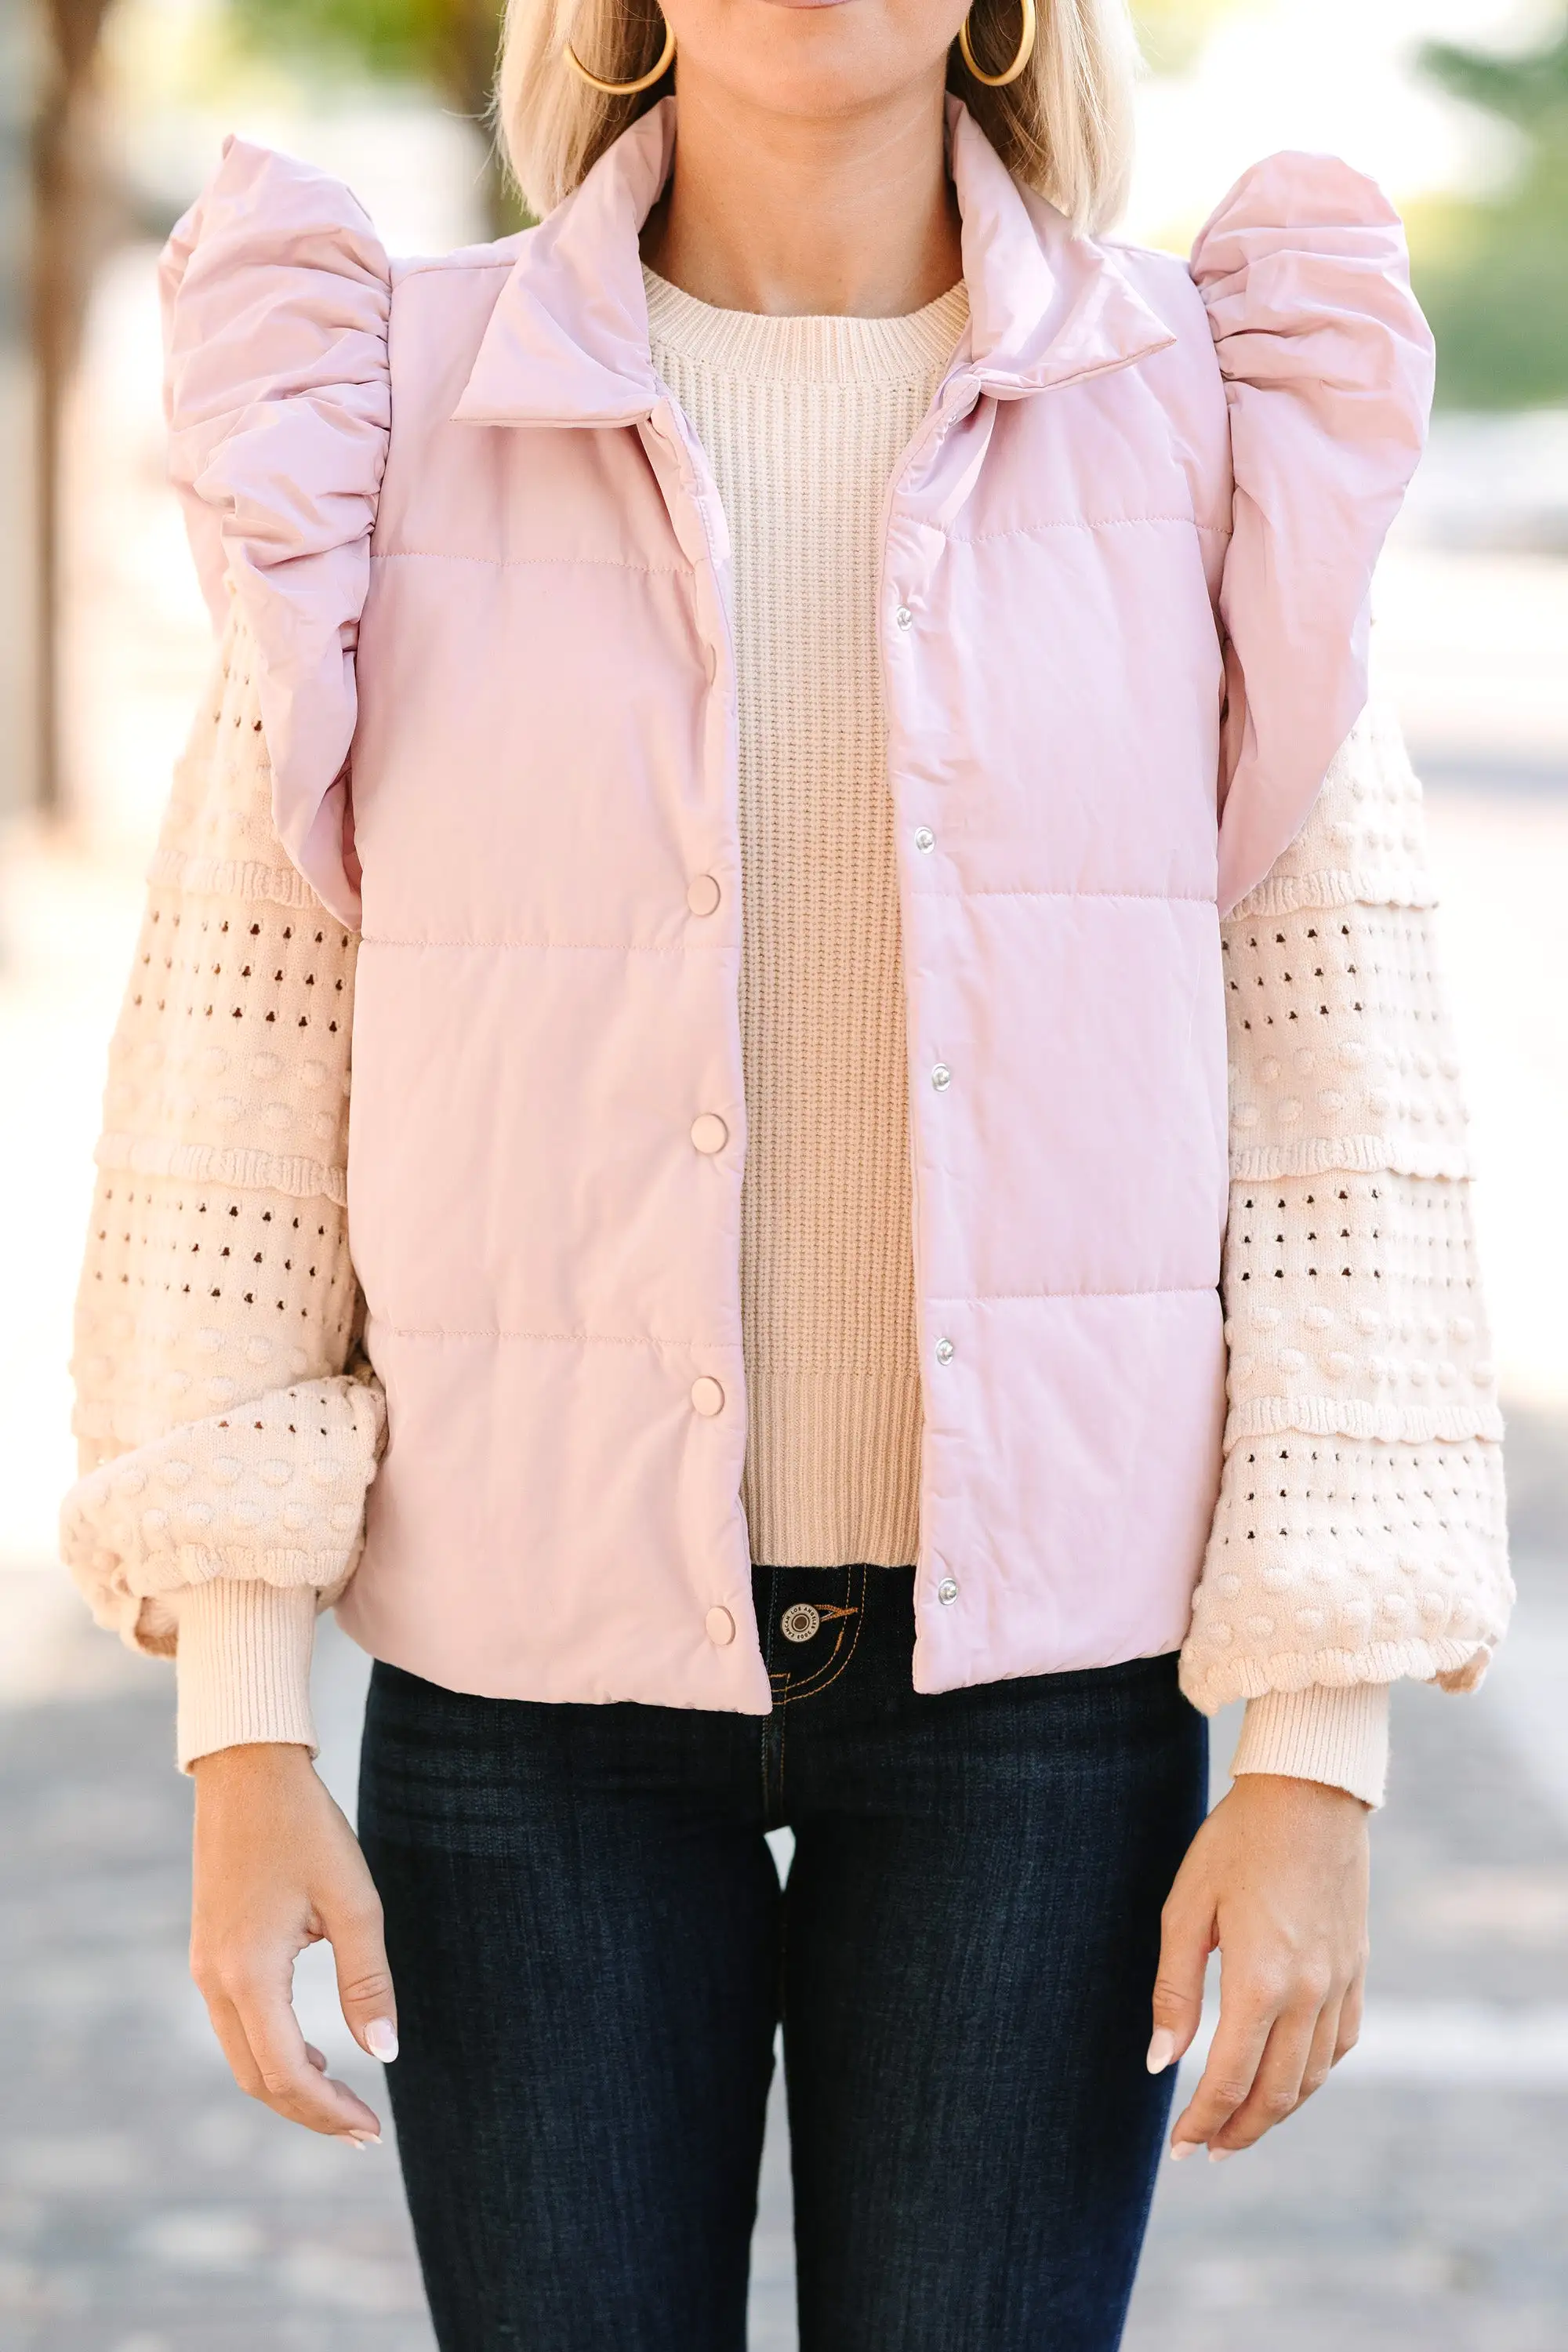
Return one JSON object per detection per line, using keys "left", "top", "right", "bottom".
{"left": 190, "top": 1742, "right": 397, "bottom": 2144}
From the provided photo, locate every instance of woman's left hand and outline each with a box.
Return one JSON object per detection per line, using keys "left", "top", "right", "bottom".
{"left": 1149, "top": 1773, "right": 1370, "bottom": 2161}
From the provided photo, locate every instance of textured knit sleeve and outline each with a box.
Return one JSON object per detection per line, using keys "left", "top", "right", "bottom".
{"left": 60, "top": 140, "right": 394, "bottom": 1766}
{"left": 1182, "top": 689, "right": 1513, "bottom": 1801}
{"left": 60, "top": 609, "right": 384, "bottom": 1764}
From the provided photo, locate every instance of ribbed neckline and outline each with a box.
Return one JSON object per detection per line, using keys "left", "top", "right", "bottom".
{"left": 642, "top": 265, "right": 969, "bottom": 386}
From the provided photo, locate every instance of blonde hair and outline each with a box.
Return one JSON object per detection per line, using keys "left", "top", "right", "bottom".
{"left": 498, "top": 0, "right": 1137, "bottom": 232}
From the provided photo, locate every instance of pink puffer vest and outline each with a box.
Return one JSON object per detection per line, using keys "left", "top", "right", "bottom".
{"left": 161, "top": 99, "right": 1433, "bottom": 1711}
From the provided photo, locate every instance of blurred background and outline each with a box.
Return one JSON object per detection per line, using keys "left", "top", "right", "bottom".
{"left": 2, "top": 0, "right": 1567, "bottom": 2345}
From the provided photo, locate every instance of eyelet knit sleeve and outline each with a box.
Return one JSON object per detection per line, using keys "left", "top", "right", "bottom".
{"left": 1184, "top": 688, "right": 1514, "bottom": 1804}
{"left": 60, "top": 609, "right": 383, "bottom": 1767}
{"left": 59, "top": 139, "right": 395, "bottom": 1766}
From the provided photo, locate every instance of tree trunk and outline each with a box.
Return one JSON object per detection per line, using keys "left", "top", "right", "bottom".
{"left": 31, "top": 0, "right": 114, "bottom": 818}
{"left": 438, "top": 0, "right": 526, "bottom": 237}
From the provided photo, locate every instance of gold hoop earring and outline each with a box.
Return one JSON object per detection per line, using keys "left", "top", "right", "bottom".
{"left": 564, "top": 8, "right": 675, "bottom": 95}
{"left": 958, "top": 0, "right": 1036, "bottom": 88}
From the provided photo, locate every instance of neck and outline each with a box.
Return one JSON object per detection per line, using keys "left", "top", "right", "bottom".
{"left": 640, "top": 74, "right": 962, "bottom": 319}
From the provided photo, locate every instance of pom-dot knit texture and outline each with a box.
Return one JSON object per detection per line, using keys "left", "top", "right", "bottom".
{"left": 1221, "top": 1168, "right": 1499, "bottom": 1443}
{"left": 72, "top": 616, "right": 360, "bottom": 1481}
{"left": 62, "top": 611, "right": 376, "bottom": 1751}
{"left": 75, "top": 1181, "right": 358, "bottom": 1457}
{"left": 1185, "top": 697, "right": 1512, "bottom": 1719}
{"left": 644, "top": 267, "right": 970, "bottom": 1568}
{"left": 63, "top": 1375, "right": 384, "bottom": 1604}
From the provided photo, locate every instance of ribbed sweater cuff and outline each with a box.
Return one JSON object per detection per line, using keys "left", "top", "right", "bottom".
{"left": 1230, "top": 1683, "right": 1391, "bottom": 1809}
{"left": 742, "top": 1370, "right": 922, "bottom": 1570}
{"left": 174, "top": 1581, "right": 318, "bottom": 1771}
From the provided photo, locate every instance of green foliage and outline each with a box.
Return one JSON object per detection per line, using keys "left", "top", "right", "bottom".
{"left": 228, "top": 0, "right": 449, "bottom": 82}
{"left": 1414, "top": 14, "right": 1568, "bottom": 408}
{"left": 223, "top": 0, "right": 521, "bottom": 227}
{"left": 225, "top": 0, "right": 501, "bottom": 114}
{"left": 1424, "top": 22, "right": 1568, "bottom": 129}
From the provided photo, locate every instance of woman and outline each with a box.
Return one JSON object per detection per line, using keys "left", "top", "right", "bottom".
{"left": 64, "top": 0, "right": 1512, "bottom": 2341}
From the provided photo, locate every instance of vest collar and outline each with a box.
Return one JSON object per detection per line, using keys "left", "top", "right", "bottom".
{"left": 452, "top": 96, "right": 1173, "bottom": 430}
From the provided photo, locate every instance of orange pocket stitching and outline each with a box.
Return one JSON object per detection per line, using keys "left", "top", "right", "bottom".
{"left": 775, "top": 1570, "right": 866, "bottom": 1705}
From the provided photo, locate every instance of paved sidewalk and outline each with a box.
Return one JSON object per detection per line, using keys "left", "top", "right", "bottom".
{"left": 5, "top": 1483, "right": 1568, "bottom": 2349}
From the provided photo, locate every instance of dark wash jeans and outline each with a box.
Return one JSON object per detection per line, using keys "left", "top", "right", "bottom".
{"left": 358, "top": 1563, "right": 1208, "bottom": 2352}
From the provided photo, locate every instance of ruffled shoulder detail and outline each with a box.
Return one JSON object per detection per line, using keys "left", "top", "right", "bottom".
{"left": 1189, "top": 152, "right": 1435, "bottom": 914}
{"left": 160, "top": 137, "right": 391, "bottom": 925}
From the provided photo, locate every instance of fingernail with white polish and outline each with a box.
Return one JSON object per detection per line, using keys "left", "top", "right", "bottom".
{"left": 1145, "top": 2028, "right": 1177, "bottom": 2074}
{"left": 1170, "top": 2140, "right": 1199, "bottom": 2162}
{"left": 348, "top": 2129, "right": 381, "bottom": 2146}
{"left": 1209, "top": 2146, "right": 1235, "bottom": 2164}
{"left": 337, "top": 2134, "right": 369, "bottom": 2151}
{"left": 364, "top": 2020, "right": 399, "bottom": 2063}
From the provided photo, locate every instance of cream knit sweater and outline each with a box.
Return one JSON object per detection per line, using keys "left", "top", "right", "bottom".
{"left": 61, "top": 277, "right": 1512, "bottom": 1806}
{"left": 645, "top": 270, "right": 964, "bottom": 1568}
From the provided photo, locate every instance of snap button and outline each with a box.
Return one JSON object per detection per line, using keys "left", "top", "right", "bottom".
{"left": 690, "top": 1376, "right": 725, "bottom": 1417}
{"left": 690, "top": 1113, "right": 728, "bottom": 1155}
{"left": 937, "top": 1577, "right": 960, "bottom": 1606}
{"left": 895, "top": 605, "right": 913, "bottom": 632}
{"left": 781, "top": 1602, "right": 820, "bottom": 1642}
{"left": 931, "top": 1063, "right": 952, "bottom": 1092}
{"left": 934, "top": 1337, "right": 955, "bottom": 1366}
{"left": 687, "top": 873, "right": 721, "bottom": 917}
{"left": 706, "top": 1605, "right": 736, "bottom": 1646}
{"left": 914, "top": 826, "right": 935, "bottom": 854}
